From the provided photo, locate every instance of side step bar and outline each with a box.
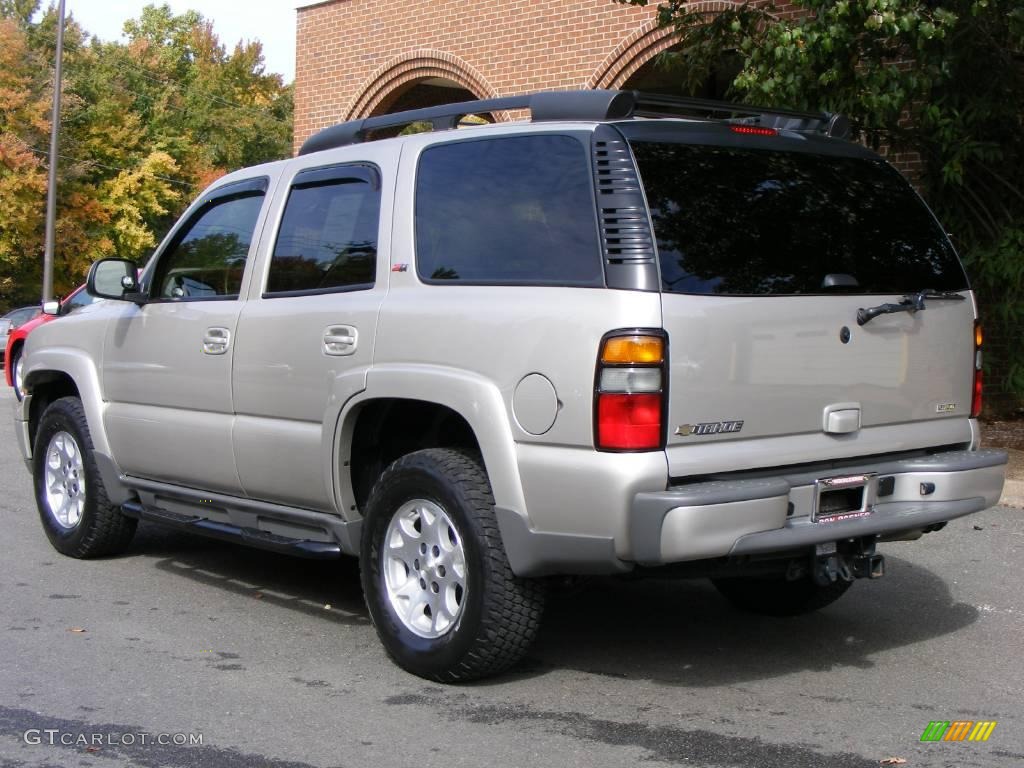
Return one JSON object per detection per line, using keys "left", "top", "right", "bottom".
{"left": 121, "top": 501, "right": 342, "bottom": 560}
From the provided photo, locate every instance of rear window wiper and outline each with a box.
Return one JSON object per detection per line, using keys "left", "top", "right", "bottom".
{"left": 857, "top": 290, "right": 965, "bottom": 326}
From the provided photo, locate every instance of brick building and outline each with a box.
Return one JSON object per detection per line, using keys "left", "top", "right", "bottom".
{"left": 293, "top": 0, "right": 1017, "bottom": 414}
{"left": 292, "top": 0, "right": 785, "bottom": 153}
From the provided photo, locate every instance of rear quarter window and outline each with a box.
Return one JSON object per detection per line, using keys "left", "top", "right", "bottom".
{"left": 415, "top": 134, "right": 603, "bottom": 286}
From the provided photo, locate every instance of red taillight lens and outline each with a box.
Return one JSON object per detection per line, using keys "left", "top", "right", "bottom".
{"left": 597, "top": 393, "right": 662, "bottom": 450}
{"left": 595, "top": 331, "right": 666, "bottom": 451}
{"left": 971, "top": 321, "right": 983, "bottom": 418}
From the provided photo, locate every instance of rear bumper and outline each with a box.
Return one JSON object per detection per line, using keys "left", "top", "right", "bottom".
{"left": 630, "top": 448, "right": 1007, "bottom": 566}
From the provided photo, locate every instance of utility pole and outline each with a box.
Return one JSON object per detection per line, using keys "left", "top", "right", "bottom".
{"left": 42, "top": 0, "right": 66, "bottom": 303}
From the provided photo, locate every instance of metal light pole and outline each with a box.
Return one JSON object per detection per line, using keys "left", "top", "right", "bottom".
{"left": 42, "top": 0, "right": 66, "bottom": 303}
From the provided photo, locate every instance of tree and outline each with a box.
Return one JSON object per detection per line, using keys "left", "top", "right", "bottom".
{"left": 0, "top": 2, "right": 293, "bottom": 307}
{"left": 617, "top": 0, "right": 1024, "bottom": 409}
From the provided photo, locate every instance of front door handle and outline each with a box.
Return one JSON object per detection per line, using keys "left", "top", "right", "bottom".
{"left": 203, "top": 327, "right": 231, "bottom": 355}
{"left": 323, "top": 325, "right": 358, "bottom": 356}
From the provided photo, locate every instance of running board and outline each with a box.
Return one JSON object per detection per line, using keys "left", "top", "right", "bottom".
{"left": 121, "top": 501, "right": 342, "bottom": 560}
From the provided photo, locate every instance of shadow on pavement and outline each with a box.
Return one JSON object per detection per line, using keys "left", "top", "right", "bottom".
{"left": 124, "top": 524, "right": 976, "bottom": 686}
{"left": 521, "top": 554, "right": 978, "bottom": 686}
{"left": 130, "top": 522, "right": 369, "bottom": 625}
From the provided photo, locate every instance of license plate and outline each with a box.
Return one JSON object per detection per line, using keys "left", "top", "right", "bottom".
{"left": 813, "top": 473, "right": 877, "bottom": 523}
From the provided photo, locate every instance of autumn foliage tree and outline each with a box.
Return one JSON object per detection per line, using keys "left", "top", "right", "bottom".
{"left": 0, "top": 2, "right": 293, "bottom": 307}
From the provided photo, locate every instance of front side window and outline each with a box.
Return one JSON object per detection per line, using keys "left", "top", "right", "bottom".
{"left": 629, "top": 141, "right": 968, "bottom": 295}
{"left": 152, "top": 189, "right": 265, "bottom": 300}
{"left": 266, "top": 166, "right": 379, "bottom": 295}
{"left": 415, "top": 134, "right": 603, "bottom": 286}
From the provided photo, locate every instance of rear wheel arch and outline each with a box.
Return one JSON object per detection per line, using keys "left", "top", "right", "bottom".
{"left": 343, "top": 398, "right": 483, "bottom": 516}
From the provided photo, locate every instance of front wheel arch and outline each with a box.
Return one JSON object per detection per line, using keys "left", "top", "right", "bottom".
{"left": 27, "top": 372, "right": 81, "bottom": 451}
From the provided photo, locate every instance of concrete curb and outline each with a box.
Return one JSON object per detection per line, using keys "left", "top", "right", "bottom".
{"left": 1001, "top": 479, "right": 1024, "bottom": 508}
{"left": 999, "top": 448, "right": 1023, "bottom": 508}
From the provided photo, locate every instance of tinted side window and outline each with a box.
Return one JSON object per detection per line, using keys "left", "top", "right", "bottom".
{"left": 63, "top": 289, "right": 97, "bottom": 314}
{"left": 9, "top": 307, "right": 40, "bottom": 327}
{"left": 630, "top": 142, "right": 968, "bottom": 295}
{"left": 152, "top": 191, "right": 265, "bottom": 300}
{"left": 415, "top": 135, "right": 603, "bottom": 286}
{"left": 266, "top": 167, "right": 379, "bottom": 295}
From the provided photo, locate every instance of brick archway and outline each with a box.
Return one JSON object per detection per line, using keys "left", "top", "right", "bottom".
{"left": 588, "top": 2, "right": 736, "bottom": 90}
{"left": 345, "top": 50, "right": 498, "bottom": 120}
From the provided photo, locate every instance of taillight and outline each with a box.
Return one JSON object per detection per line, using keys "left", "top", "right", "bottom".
{"left": 595, "top": 332, "right": 666, "bottom": 451}
{"left": 971, "top": 321, "right": 983, "bottom": 418}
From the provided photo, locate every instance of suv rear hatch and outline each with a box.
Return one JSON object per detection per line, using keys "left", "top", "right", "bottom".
{"left": 621, "top": 122, "right": 976, "bottom": 477}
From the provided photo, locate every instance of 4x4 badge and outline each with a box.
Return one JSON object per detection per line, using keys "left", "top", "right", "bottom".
{"left": 675, "top": 420, "right": 744, "bottom": 437}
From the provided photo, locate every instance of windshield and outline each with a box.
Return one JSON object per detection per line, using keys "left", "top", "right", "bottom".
{"left": 629, "top": 141, "right": 969, "bottom": 296}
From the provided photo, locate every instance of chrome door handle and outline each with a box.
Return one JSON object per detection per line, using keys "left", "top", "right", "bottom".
{"left": 203, "top": 327, "right": 231, "bottom": 355}
{"left": 323, "top": 325, "right": 358, "bottom": 356}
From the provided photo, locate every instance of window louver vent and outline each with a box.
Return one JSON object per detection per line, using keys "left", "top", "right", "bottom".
{"left": 592, "top": 136, "right": 656, "bottom": 270}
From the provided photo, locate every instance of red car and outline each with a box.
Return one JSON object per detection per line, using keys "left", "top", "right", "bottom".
{"left": 5, "top": 286, "right": 97, "bottom": 400}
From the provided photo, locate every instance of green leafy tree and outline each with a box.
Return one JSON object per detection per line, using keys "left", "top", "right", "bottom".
{"left": 0, "top": 2, "right": 293, "bottom": 307}
{"left": 617, "top": 0, "right": 1024, "bottom": 409}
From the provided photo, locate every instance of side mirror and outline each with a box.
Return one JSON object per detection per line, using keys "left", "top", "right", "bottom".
{"left": 42, "top": 300, "right": 60, "bottom": 316}
{"left": 87, "top": 258, "right": 145, "bottom": 304}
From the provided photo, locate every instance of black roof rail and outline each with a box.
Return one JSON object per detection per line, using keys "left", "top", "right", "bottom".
{"left": 297, "top": 88, "right": 848, "bottom": 156}
{"left": 298, "top": 90, "right": 635, "bottom": 155}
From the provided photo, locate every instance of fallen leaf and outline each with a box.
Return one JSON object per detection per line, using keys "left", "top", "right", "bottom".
{"left": 973, "top": 525, "right": 984, "bottom": 531}
{"left": 879, "top": 759, "right": 907, "bottom": 766}
{"left": 253, "top": 592, "right": 263, "bottom": 599}
{"left": 85, "top": 747, "right": 100, "bottom": 753}
{"left": 68, "top": 627, "right": 87, "bottom": 633}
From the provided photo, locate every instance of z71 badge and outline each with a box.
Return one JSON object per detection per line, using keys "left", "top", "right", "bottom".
{"left": 675, "top": 420, "right": 744, "bottom": 437}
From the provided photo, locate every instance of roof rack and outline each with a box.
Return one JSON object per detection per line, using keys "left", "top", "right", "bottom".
{"left": 631, "top": 92, "right": 850, "bottom": 139}
{"left": 297, "top": 89, "right": 848, "bottom": 156}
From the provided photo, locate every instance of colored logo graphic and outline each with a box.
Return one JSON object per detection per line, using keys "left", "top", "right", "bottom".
{"left": 920, "top": 721, "right": 997, "bottom": 742}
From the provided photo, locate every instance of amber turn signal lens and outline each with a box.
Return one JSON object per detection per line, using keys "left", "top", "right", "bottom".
{"left": 601, "top": 335, "right": 664, "bottom": 364}
{"left": 975, "top": 323, "right": 983, "bottom": 348}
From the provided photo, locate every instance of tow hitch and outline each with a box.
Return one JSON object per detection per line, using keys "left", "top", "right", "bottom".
{"left": 806, "top": 539, "right": 885, "bottom": 586}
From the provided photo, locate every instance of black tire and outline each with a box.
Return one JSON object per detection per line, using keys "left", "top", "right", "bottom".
{"left": 33, "top": 396, "right": 137, "bottom": 558}
{"left": 711, "top": 575, "right": 853, "bottom": 617}
{"left": 360, "top": 448, "right": 544, "bottom": 682}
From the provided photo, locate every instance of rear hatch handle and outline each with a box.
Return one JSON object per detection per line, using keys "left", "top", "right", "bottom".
{"left": 856, "top": 289, "right": 965, "bottom": 326}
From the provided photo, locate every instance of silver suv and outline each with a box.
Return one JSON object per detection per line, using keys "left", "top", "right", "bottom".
{"left": 15, "top": 90, "right": 1007, "bottom": 681}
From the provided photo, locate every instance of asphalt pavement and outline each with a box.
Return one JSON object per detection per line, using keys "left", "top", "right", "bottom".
{"left": 0, "top": 385, "right": 1021, "bottom": 768}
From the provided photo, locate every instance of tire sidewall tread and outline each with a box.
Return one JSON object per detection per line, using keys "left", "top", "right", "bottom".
{"left": 360, "top": 448, "right": 544, "bottom": 682}
{"left": 32, "top": 396, "right": 136, "bottom": 558}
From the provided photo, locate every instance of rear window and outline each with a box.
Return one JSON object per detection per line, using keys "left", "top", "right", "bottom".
{"left": 415, "top": 134, "right": 603, "bottom": 286}
{"left": 630, "top": 142, "right": 968, "bottom": 295}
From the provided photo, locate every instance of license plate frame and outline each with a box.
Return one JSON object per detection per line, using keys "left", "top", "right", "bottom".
{"left": 813, "top": 473, "right": 877, "bottom": 523}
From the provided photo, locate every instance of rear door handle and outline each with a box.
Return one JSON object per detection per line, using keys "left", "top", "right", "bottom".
{"left": 323, "top": 325, "right": 358, "bottom": 356}
{"left": 202, "top": 327, "right": 231, "bottom": 355}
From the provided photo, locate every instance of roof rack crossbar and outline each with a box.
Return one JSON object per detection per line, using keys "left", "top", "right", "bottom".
{"left": 297, "top": 89, "right": 849, "bottom": 155}
{"left": 632, "top": 92, "right": 830, "bottom": 122}
{"left": 630, "top": 92, "right": 850, "bottom": 139}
